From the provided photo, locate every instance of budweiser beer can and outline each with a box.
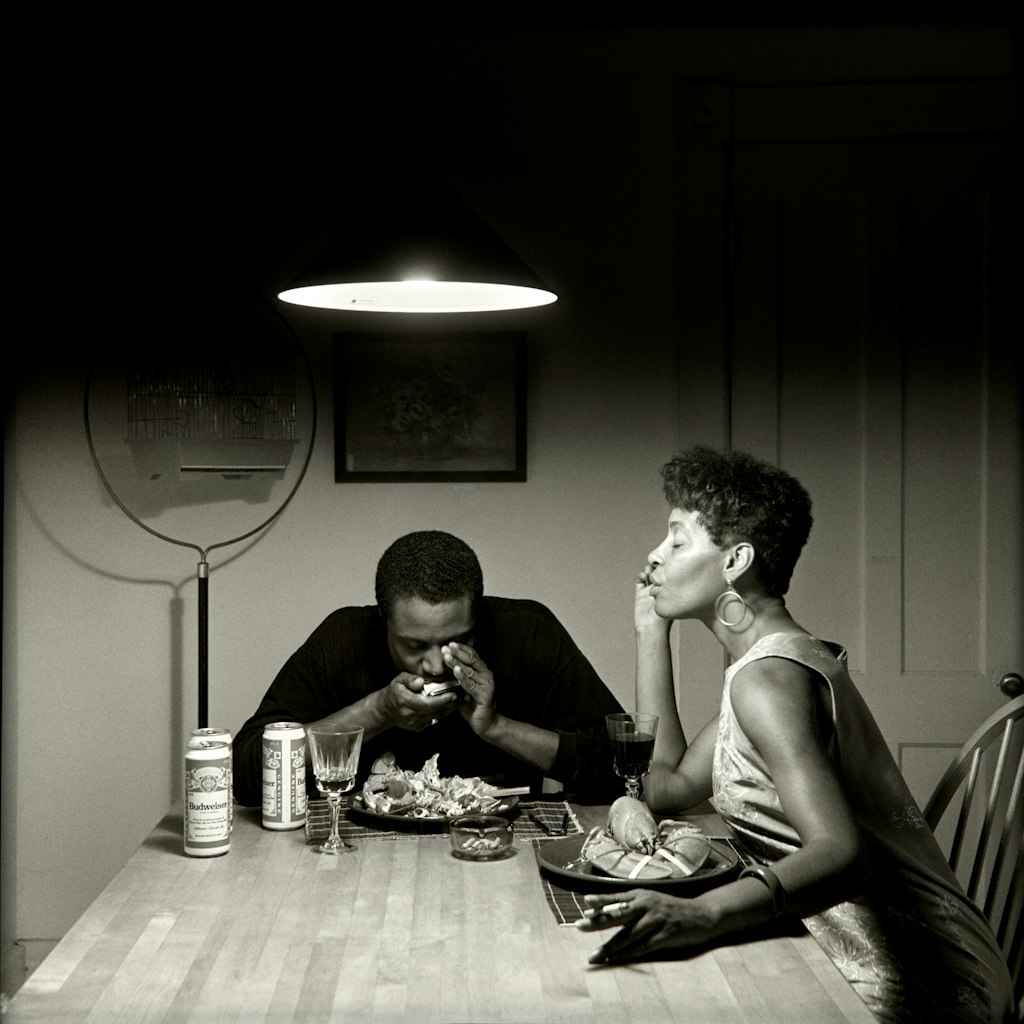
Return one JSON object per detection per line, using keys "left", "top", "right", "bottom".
{"left": 189, "top": 728, "right": 233, "bottom": 832}
{"left": 184, "top": 741, "right": 231, "bottom": 856}
{"left": 262, "top": 721, "right": 307, "bottom": 830}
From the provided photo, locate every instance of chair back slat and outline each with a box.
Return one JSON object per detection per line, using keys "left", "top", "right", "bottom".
{"left": 923, "top": 695, "right": 1024, "bottom": 1011}
{"left": 999, "top": 851, "right": 1022, "bottom": 1014}
{"left": 967, "top": 718, "right": 1016, "bottom": 903}
{"left": 982, "top": 742, "right": 1024, "bottom": 931}
{"left": 947, "top": 748, "right": 982, "bottom": 875}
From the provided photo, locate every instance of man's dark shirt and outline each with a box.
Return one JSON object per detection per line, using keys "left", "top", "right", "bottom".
{"left": 233, "top": 597, "right": 624, "bottom": 805}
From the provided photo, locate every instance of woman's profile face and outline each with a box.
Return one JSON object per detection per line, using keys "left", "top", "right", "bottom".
{"left": 646, "top": 508, "right": 727, "bottom": 621}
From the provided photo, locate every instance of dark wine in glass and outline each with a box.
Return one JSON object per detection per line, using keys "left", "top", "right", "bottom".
{"left": 606, "top": 713, "right": 659, "bottom": 799}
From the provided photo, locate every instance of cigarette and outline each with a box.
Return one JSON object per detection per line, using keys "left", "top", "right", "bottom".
{"left": 585, "top": 901, "right": 631, "bottom": 919}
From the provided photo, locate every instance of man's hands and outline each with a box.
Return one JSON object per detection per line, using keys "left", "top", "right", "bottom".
{"left": 442, "top": 642, "right": 499, "bottom": 738}
{"left": 378, "top": 673, "right": 461, "bottom": 732}
{"left": 375, "top": 642, "right": 557, "bottom": 776}
{"left": 376, "top": 642, "right": 497, "bottom": 736}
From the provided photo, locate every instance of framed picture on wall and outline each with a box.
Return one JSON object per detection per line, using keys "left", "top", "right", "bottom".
{"left": 334, "top": 331, "right": 527, "bottom": 482}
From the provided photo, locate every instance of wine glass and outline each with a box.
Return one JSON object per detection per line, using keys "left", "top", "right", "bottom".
{"left": 307, "top": 727, "right": 364, "bottom": 854}
{"left": 606, "top": 712, "right": 659, "bottom": 799}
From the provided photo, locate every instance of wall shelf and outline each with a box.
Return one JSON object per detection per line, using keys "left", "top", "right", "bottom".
{"left": 125, "top": 345, "right": 299, "bottom": 480}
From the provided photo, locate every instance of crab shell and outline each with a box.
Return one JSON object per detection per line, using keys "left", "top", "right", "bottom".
{"left": 607, "top": 795, "right": 659, "bottom": 855}
{"left": 657, "top": 821, "right": 713, "bottom": 875}
{"left": 582, "top": 827, "right": 674, "bottom": 880}
{"left": 581, "top": 819, "right": 713, "bottom": 881}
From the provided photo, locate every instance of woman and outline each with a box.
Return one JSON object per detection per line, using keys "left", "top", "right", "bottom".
{"left": 579, "top": 446, "right": 1015, "bottom": 1024}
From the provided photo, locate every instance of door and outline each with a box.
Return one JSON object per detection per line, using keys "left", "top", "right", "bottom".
{"left": 728, "top": 139, "right": 1022, "bottom": 804}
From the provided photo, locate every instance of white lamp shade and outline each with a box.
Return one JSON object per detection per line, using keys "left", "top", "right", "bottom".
{"left": 277, "top": 174, "right": 557, "bottom": 313}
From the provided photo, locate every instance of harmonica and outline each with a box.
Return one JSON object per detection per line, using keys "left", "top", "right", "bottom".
{"left": 422, "top": 680, "right": 461, "bottom": 697}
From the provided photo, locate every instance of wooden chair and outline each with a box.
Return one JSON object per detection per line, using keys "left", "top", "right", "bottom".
{"left": 923, "top": 694, "right": 1023, "bottom": 1013}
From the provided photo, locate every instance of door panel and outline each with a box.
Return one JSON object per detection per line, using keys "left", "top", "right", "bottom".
{"left": 729, "top": 141, "right": 1021, "bottom": 806}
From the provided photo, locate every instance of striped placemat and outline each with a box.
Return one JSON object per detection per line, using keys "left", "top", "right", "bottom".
{"left": 537, "top": 865, "right": 592, "bottom": 926}
{"left": 535, "top": 837, "right": 750, "bottom": 926}
{"left": 305, "top": 797, "right": 584, "bottom": 843}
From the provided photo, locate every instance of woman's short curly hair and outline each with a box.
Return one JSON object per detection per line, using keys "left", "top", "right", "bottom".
{"left": 660, "top": 446, "right": 813, "bottom": 596}
{"left": 375, "top": 531, "right": 484, "bottom": 619}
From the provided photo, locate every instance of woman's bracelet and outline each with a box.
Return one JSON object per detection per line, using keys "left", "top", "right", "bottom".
{"left": 739, "top": 865, "right": 787, "bottom": 919}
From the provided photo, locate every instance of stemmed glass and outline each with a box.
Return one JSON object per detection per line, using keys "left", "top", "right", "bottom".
{"left": 307, "top": 727, "right": 364, "bottom": 854}
{"left": 606, "top": 712, "right": 659, "bottom": 799}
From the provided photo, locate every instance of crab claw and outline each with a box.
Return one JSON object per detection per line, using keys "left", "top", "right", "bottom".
{"left": 607, "top": 796, "right": 659, "bottom": 855}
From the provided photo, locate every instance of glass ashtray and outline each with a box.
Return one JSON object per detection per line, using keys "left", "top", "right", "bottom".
{"left": 449, "top": 814, "right": 515, "bottom": 861}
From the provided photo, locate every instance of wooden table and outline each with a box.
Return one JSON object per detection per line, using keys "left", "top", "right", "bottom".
{"left": 7, "top": 803, "right": 875, "bottom": 1023}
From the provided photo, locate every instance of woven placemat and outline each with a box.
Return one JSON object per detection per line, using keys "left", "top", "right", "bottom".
{"left": 536, "top": 865, "right": 592, "bottom": 926}
{"left": 535, "top": 837, "right": 750, "bottom": 926}
{"left": 305, "top": 797, "right": 584, "bottom": 843}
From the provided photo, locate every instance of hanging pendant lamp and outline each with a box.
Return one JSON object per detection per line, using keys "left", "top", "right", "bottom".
{"left": 277, "top": 174, "right": 557, "bottom": 313}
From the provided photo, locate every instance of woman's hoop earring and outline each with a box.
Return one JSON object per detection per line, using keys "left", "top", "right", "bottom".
{"left": 714, "top": 581, "right": 749, "bottom": 628}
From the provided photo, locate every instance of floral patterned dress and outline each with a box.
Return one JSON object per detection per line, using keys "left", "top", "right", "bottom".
{"left": 711, "top": 633, "right": 1015, "bottom": 1024}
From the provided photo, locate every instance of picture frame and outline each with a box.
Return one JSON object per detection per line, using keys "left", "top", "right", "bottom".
{"left": 334, "top": 331, "right": 527, "bottom": 482}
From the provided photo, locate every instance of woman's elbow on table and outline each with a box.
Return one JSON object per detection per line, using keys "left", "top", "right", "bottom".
{"left": 642, "top": 764, "right": 710, "bottom": 816}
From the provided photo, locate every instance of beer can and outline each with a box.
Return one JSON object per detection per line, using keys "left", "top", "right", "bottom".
{"left": 190, "top": 727, "right": 232, "bottom": 746}
{"left": 189, "top": 728, "right": 233, "bottom": 832}
{"left": 262, "top": 721, "right": 307, "bottom": 830}
{"left": 184, "top": 741, "right": 231, "bottom": 856}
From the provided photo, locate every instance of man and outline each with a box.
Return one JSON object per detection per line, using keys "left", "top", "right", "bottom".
{"left": 233, "top": 531, "right": 624, "bottom": 804}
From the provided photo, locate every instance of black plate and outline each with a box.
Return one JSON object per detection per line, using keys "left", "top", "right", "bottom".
{"left": 535, "top": 833, "right": 740, "bottom": 894}
{"left": 347, "top": 794, "right": 520, "bottom": 833}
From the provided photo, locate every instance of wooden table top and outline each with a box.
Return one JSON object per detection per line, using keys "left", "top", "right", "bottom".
{"left": 8, "top": 802, "right": 875, "bottom": 1023}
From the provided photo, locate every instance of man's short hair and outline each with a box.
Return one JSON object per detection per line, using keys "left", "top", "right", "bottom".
{"left": 375, "top": 531, "right": 484, "bottom": 619}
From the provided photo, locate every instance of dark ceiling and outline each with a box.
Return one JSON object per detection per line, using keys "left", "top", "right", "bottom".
{"left": 14, "top": 21, "right": 1022, "bottom": 365}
